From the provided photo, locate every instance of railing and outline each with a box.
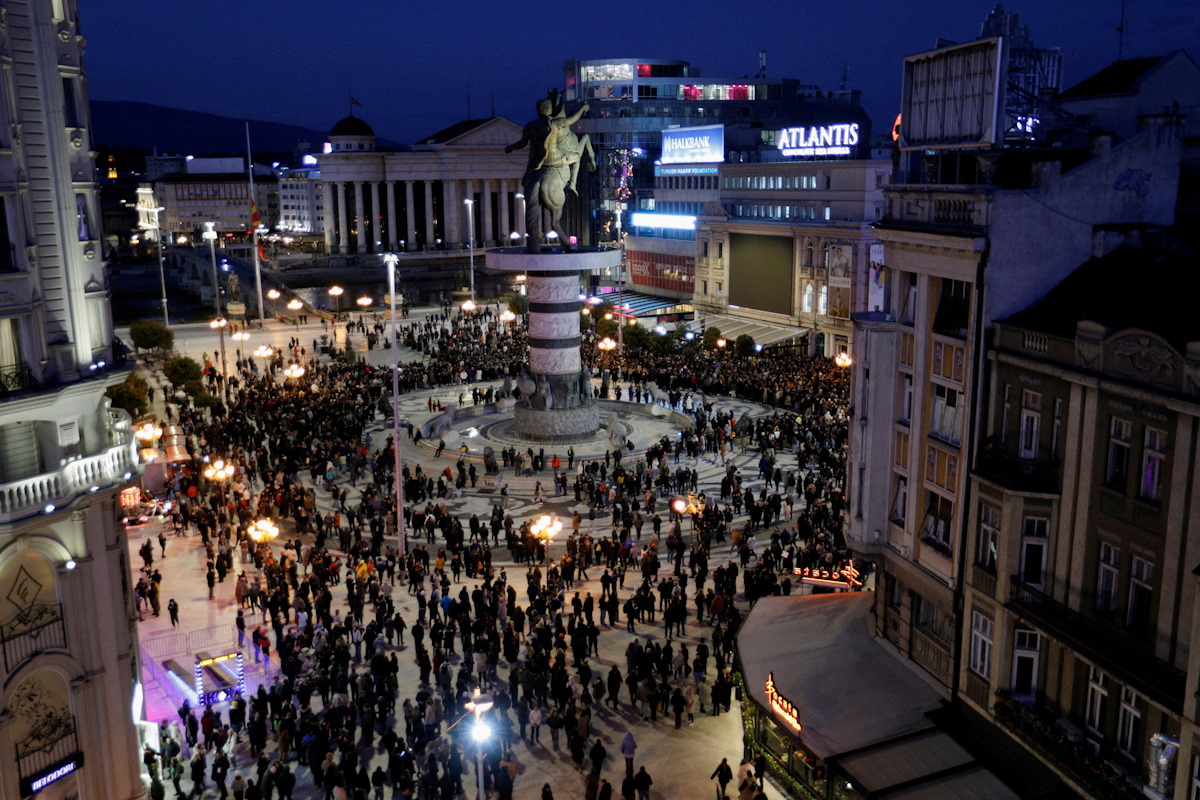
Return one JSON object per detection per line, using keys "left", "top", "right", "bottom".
{"left": 0, "top": 362, "right": 37, "bottom": 396}
{"left": 1008, "top": 577, "right": 1185, "bottom": 712}
{"left": 16, "top": 724, "right": 79, "bottom": 791}
{"left": 973, "top": 438, "right": 1061, "bottom": 494}
{"left": 911, "top": 625, "right": 953, "bottom": 685}
{"left": 0, "top": 434, "right": 137, "bottom": 523}
{"left": 1, "top": 603, "right": 67, "bottom": 674}
{"left": 883, "top": 187, "right": 991, "bottom": 231}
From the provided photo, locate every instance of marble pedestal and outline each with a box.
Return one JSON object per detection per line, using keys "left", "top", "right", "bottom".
{"left": 485, "top": 246, "right": 622, "bottom": 440}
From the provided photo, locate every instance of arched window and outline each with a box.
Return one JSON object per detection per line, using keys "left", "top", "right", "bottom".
{"left": 818, "top": 285, "right": 828, "bottom": 315}
{"left": 803, "top": 240, "right": 815, "bottom": 267}
{"left": 821, "top": 243, "right": 831, "bottom": 269}
{"left": 803, "top": 283, "right": 814, "bottom": 313}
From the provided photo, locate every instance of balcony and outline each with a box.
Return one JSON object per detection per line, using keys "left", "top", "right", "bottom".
{"left": 0, "top": 412, "right": 137, "bottom": 523}
{"left": 880, "top": 186, "right": 990, "bottom": 235}
{"left": 1007, "top": 577, "right": 1185, "bottom": 713}
{"left": 973, "top": 438, "right": 1061, "bottom": 495}
{"left": 1, "top": 603, "right": 67, "bottom": 674}
{"left": 0, "top": 362, "right": 38, "bottom": 399}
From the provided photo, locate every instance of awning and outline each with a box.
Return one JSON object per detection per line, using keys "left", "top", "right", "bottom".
{"left": 590, "top": 290, "right": 692, "bottom": 319}
{"left": 690, "top": 313, "right": 808, "bottom": 347}
{"left": 161, "top": 426, "right": 191, "bottom": 464}
{"left": 737, "top": 594, "right": 1021, "bottom": 799}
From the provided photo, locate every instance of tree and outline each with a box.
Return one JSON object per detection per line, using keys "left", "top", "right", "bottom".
{"left": 128, "top": 319, "right": 174, "bottom": 354}
{"left": 506, "top": 292, "right": 529, "bottom": 316}
{"left": 593, "top": 303, "right": 618, "bottom": 339}
{"left": 162, "top": 356, "right": 202, "bottom": 387}
{"left": 702, "top": 326, "right": 723, "bottom": 351}
{"left": 622, "top": 322, "right": 651, "bottom": 350}
{"left": 105, "top": 374, "right": 149, "bottom": 418}
{"left": 735, "top": 334, "right": 757, "bottom": 357}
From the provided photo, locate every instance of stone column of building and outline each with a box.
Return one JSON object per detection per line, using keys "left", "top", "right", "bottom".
{"left": 405, "top": 181, "right": 416, "bottom": 247}
{"left": 423, "top": 181, "right": 435, "bottom": 245}
{"left": 482, "top": 179, "right": 495, "bottom": 245}
{"left": 370, "top": 180, "right": 382, "bottom": 251}
{"left": 462, "top": 180, "right": 475, "bottom": 246}
{"left": 386, "top": 180, "right": 398, "bottom": 250}
{"left": 323, "top": 182, "right": 335, "bottom": 253}
{"left": 443, "top": 180, "right": 460, "bottom": 246}
{"left": 337, "top": 181, "right": 350, "bottom": 254}
{"left": 499, "top": 179, "right": 511, "bottom": 242}
{"left": 354, "top": 181, "right": 367, "bottom": 253}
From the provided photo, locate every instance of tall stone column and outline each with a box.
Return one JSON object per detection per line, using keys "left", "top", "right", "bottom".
{"left": 369, "top": 180, "right": 382, "bottom": 251}
{"left": 354, "top": 181, "right": 367, "bottom": 253}
{"left": 405, "top": 181, "right": 416, "bottom": 247}
{"left": 322, "top": 182, "right": 335, "bottom": 253}
{"left": 482, "top": 179, "right": 495, "bottom": 245}
{"left": 424, "top": 181, "right": 435, "bottom": 245}
{"left": 337, "top": 182, "right": 349, "bottom": 254}
{"left": 499, "top": 179, "right": 511, "bottom": 242}
{"left": 386, "top": 180, "right": 398, "bottom": 249}
{"left": 444, "top": 179, "right": 460, "bottom": 246}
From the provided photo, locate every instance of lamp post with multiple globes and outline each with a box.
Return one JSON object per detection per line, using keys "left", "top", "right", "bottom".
{"left": 328, "top": 285, "right": 344, "bottom": 316}
{"left": 464, "top": 688, "right": 494, "bottom": 800}
{"left": 382, "top": 253, "right": 407, "bottom": 557}
{"left": 531, "top": 514, "right": 563, "bottom": 564}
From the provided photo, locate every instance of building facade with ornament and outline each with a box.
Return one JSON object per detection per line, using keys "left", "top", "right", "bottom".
{"left": 0, "top": 0, "right": 146, "bottom": 798}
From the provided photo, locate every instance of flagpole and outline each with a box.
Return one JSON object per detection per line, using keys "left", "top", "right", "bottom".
{"left": 247, "top": 122, "right": 265, "bottom": 326}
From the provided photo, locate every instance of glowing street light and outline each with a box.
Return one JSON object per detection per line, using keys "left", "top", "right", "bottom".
{"left": 134, "top": 422, "right": 163, "bottom": 443}
{"left": 597, "top": 337, "right": 616, "bottom": 352}
{"left": 356, "top": 296, "right": 373, "bottom": 309}
{"left": 382, "top": 252, "right": 408, "bottom": 558}
{"left": 464, "top": 198, "right": 475, "bottom": 301}
{"left": 283, "top": 362, "right": 306, "bottom": 380}
{"left": 253, "top": 344, "right": 274, "bottom": 359}
{"left": 716, "top": 337, "right": 727, "bottom": 349}
{"left": 286, "top": 298, "right": 303, "bottom": 311}
{"left": 461, "top": 298, "right": 477, "bottom": 313}
{"left": 247, "top": 518, "right": 279, "bottom": 544}
{"left": 231, "top": 331, "right": 250, "bottom": 343}
{"left": 203, "top": 458, "right": 235, "bottom": 482}
{"left": 499, "top": 309, "right": 516, "bottom": 324}
{"left": 328, "top": 285, "right": 344, "bottom": 315}
{"left": 531, "top": 514, "right": 563, "bottom": 563}
{"left": 267, "top": 288, "right": 281, "bottom": 318}
{"left": 834, "top": 351, "right": 854, "bottom": 368}
{"left": 464, "top": 688, "right": 494, "bottom": 800}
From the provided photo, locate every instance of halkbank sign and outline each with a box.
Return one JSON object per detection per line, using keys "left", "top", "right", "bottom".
{"left": 777, "top": 123, "right": 859, "bottom": 157}
{"left": 660, "top": 124, "right": 725, "bottom": 164}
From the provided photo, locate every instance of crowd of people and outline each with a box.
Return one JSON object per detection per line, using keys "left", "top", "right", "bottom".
{"left": 136, "top": 303, "right": 854, "bottom": 800}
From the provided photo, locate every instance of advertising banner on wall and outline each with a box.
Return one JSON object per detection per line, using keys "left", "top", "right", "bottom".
{"left": 660, "top": 124, "right": 725, "bottom": 164}
{"left": 868, "top": 243, "right": 887, "bottom": 313}
{"left": 829, "top": 244, "right": 852, "bottom": 319}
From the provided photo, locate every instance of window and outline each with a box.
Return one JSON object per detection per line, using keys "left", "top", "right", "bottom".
{"left": 930, "top": 384, "right": 962, "bottom": 445}
{"left": 1096, "top": 542, "right": 1119, "bottom": 615}
{"left": 1051, "top": 398, "right": 1063, "bottom": 459}
{"left": 1012, "top": 630, "right": 1039, "bottom": 701}
{"left": 701, "top": 280, "right": 708, "bottom": 296}
{"left": 899, "top": 332, "right": 915, "bottom": 367}
{"left": 1085, "top": 666, "right": 1109, "bottom": 733}
{"left": 1141, "top": 427, "right": 1166, "bottom": 501}
{"left": 1107, "top": 417, "right": 1132, "bottom": 490}
{"left": 0, "top": 197, "right": 14, "bottom": 273}
{"left": 818, "top": 285, "right": 828, "bottom": 316}
{"left": 932, "top": 278, "right": 970, "bottom": 336}
{"left": 1019, "top": 390, "right": 1042, "bottom": 459}
{"left": 890, "top": 475, "right": 907, "bottom": 525}
{"left": 61, "top": 76, "right": 79, "bottom": 128}
{"left": 969, "top": 610, "right": 993, "bottom": 679}
{"left": 1020, "top": 517, "right": 1049, "bottom": 587}
{"left": 701, "top": 241, "right": 708, "bottom": 258}
{"left": 76, "top": 193, "right": 91, "bottom": 241}
{"left": 932, "top": 341, "right": 964, "bottom": 382}
{"left": 717, "top": 242, "right": 723, "bottom": 259}
{"left": 1191, "top": 754, "right": 1200, "bottom": 800}
{"left": 0, "top": 317, "right": 23, "bottom": 367}
{"left": 920, "top": 491, "right": 953, "bottom": 553}
{"left": 1117, "top": 687, "right": 1141, "bottom": 756}
{"left": 885, "top": 574, "right": 902, "bottom": 608}
{"left": 926, "top": 445, "right": 959, "bottom": 493}
{"left": 977, "top": 504, "right": 999, "bottom": 572}
{"left": 1127, "top": 557, "right": 1154, "bottom": 632}
{"left": 802, "top": 283, "right": 814, "bottom": 313}
{"left": 894, "top": 430, "right": 909, "bottom": 471}
{"left": 901, "top": 273, "right": 918, "bottom": 325}
{"left": 900, "top": 374, "right": 913, "bottom": 424}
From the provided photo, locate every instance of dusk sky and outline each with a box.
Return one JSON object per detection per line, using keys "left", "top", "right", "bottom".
{"left": 82, "top": 0, "right": 1198, "bottom": 147}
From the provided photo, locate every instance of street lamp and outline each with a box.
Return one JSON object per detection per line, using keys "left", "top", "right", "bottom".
{"left": 597, "top": 337, "right": 616, "bottom": 352}
{"left": 134, "top": 422, "right": 163, "bottom": 444}
{"left": 283, "top": 362, "right": 306, "bottom": 380}
{"left": 328, "top": 285, "right": 344, "bottom": 315}
{"left": 382, "top": 252, "right": 407, "bottom": 558}
{"left": 203, "top": 457, "right": 235, "bottom": 482}
{"left": 464, "top": 688, "right": 494, "bottom": 800}
{"left": 139, "top": 203, "right": 170, "bottom": 328}
{"left": 202, "top": 222, "right": 228, "bottom": 379}
{"left": 356, "top": 296, "right": 373, "bottom": 309}
{"left": 464, "top": 198, "right": 475, "bottom": 301}
{"left": 834, "top": 351, "right": 853, "bottom": 369}
{"left": 530, "top": 514, "right": 563, "bottom": 564}
{"left": 253, "top": 344, "right": 274, "bottom": 359}
{"left": 266, "top": 288, "right": 281, "bottom": 318}
{"left": 461, "top": 298, "right": 476, "bottom": 313}
{"left": 247, "top": 518, "right": 279, "bottom": 544}
{"left": 499, "top": 309, "right": 516, "bottom": 324}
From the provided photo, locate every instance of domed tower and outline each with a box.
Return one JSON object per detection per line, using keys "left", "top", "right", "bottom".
{"left": 328, "top": 115, "right": 376, "bottom": 152}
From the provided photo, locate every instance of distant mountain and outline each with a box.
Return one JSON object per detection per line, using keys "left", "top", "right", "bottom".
{"left": 89, "top": 100, "right": 403, "bottom": 154}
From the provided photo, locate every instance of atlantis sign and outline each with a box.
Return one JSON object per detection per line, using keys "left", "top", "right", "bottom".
{"left": 661, "top": 124, "right": 725, "bottom": 164}
{"left": 777, "top": 123, "right": 860, "bottom": 157}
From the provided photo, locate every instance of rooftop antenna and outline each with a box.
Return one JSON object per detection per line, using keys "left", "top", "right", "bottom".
{"left": 839, "top": 62, "right": 850, "bottom": 92}
{"left": 757, "top": 50, "right": 767, "bottom": 79}
{"left": 1116, "top": 0, "right": 1127, "bottom": 60}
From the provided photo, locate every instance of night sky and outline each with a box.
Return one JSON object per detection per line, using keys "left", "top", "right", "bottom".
{"left": 82, "top": 0, "right": 1198, "bottom": 146}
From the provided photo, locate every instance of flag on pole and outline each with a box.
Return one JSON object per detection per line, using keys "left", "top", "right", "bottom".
{"left": 350, "top": 97, "right": 363, "bottom": 107}
{"left": 258, "top": 239, "right": 270, "bottom": 264}
{"left": 251, "top": 200, "right": 262, "bottom": 229}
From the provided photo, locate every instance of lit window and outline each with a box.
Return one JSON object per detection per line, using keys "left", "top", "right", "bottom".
{"left": 818, "top": 285, "right": 828, "bottom": 315}
{"left": 977, "top": 504, "right": 999, "bottom": 572}
{"left": 1085, "top": 666, "right": 1108, "bottom": 733}
{"left": 802, "top": 283, "right": 814, "bottom": 313}
{"left": 1141, "top": 426, "right": 1166, "bottom": 501}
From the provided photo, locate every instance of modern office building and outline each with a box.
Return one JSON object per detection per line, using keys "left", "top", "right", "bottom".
{"left": 0, "top": 0, "right": 145, "bottom": 798}
{"left": 317, "top": 115, "right": 527, "bottom": 255}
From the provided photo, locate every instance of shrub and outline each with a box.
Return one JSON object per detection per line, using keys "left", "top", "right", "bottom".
{"left": 162, "top": 356, "right": 202, "bottom": 386}
{"left": 105, "top": 376, "right": 149, "bottom": 417}
{"left": 735, "top": 334, "right": 757, "bottom": 357}
{"left": 129, "top": 319, "right": 174, "bottom": 353}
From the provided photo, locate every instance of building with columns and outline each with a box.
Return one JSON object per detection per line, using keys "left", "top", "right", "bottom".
{"left": 0, "top": 0, "right": 146, "bottom": 798}
{"left": 318, "top": 115, "right": 528, "bottom": 255}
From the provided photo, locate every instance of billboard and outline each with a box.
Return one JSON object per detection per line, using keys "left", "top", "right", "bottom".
{"left": 900, "top": 37, "right": 1005, "bottom": 150}
{"left": 729, "top": 233, "right": 794, "bottom": 315}
{"left": 828, "top": 245, "right": 852, "bottom": 319}
{"left": 661, "top": 124, "right": 724, "bottom": 164}
{"left": 868, "top": 243, "right": 887, "bottom": 313}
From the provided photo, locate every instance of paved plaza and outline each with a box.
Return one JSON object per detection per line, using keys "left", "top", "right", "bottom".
{"left": 122, "top": 308, "right": 828, "bottom": 800}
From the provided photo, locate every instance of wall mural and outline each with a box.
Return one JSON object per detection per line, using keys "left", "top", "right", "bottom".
{"left": 1, "top": 553, "right": 58, "bottom": 637}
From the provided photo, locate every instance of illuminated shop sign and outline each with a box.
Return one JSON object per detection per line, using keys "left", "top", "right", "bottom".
{"left": 794, "top": 559, "right": 862, "bottom": 590}
{"left": 777, "top": 123, "right": 859, "bottom": 157}
{"left": 22, "top": 753, "right": 82, "bottom": 795}
{"left": 661, "top": 124, "right": 724, "bottom": 164}
{"left": 629, "top": 213, "right": 696, "bottom": 231}
{"left": 765, "top": 672, "right": 802, "bottom": 731}
{"left": 655, "top": 165, "right": 719, "bottom": 176}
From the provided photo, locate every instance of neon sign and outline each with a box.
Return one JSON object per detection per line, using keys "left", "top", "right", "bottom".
{"left": 765, "top": 672, "right": 801, "bottom": 732}
{"left": 794, "top": 559, "right": 862, "bottom": 590}
{"left": 777, "top": 123, "right": 859, "bottom": 157}
{"left": 661, "top": 124, "right": 725, "bottom": 164}
{"left": 22, "top": 754, "right": 83, "bottom": 795}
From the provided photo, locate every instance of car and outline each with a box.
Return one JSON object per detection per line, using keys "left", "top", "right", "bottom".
{"left": 121, "top": 499, "right": 174, "bottom": 527}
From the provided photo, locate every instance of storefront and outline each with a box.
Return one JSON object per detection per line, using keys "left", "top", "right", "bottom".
{"left": 737, "top": 594, "right": 1020, "bottom": 799}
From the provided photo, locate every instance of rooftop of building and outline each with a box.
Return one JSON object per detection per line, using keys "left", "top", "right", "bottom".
{"left": 416, "top": 117, "right": 501, "bottom": 145}
{"left": 1057, "top": 51, "right": 1191, "bottom": 99}
{"left": 1000, "top": 235, "right": 1200, "bottom": 350}
{"left": 329, "top": 114, "right": 375, "bottom": 138}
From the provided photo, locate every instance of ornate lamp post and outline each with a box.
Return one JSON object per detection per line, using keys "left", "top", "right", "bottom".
{"left": 328, "top": 285, "right": 344, "bottom": 316}
{"left": 464, "top": 688, "right": 494, "bottom": 800}
{"left": 531, "top": 514, "right": 563, "bottom": 564}
{"left": 382, "top": 253, "right": 407, "bottom": 557}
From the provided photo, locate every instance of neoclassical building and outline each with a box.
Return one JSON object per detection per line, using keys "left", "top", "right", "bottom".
{"left": 0, "top": 0, "right": 145, "bottom": 798}
{"left": 318, "top": 115, "right": 529, "bottom": 254}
